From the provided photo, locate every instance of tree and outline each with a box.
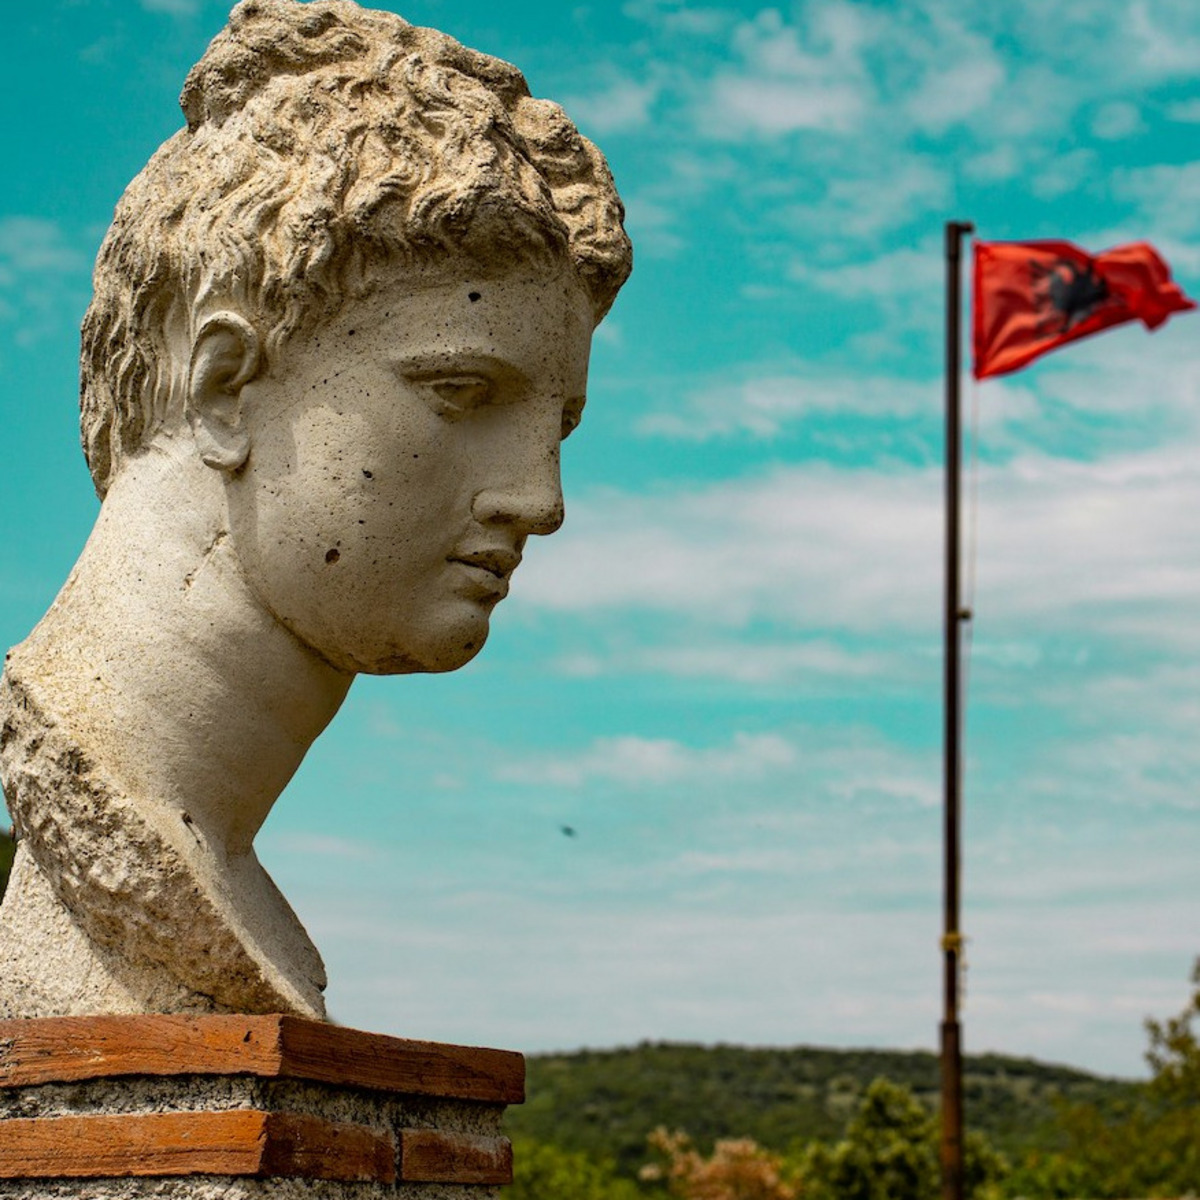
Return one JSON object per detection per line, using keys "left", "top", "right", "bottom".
{"left": 1003, "top": 958, "right": 1200, "bottom": 1198}
{"left": 643, "top": 1081, "right": 1007, "bottom": 1200}
{"left": 802, "top": 1078, "right": 1006, "bottom": 1200}
{"left": 1145, "top": 955, "right": 1200, "bottom": 1107}
{"left": 642, "top": 1127, "right": 799, "bottom": 1200}
{"left": 509, "top": 1138, "right": 642, "bottom": 1200}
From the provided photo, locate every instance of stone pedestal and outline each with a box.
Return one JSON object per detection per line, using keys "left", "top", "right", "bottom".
{"left": 0, "top": 1014, "right": 523, "bottom": 1198}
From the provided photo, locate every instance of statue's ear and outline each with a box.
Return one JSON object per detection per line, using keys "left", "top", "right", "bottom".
{"left": 186, "top": 312, "right": 261, "bottom": 472}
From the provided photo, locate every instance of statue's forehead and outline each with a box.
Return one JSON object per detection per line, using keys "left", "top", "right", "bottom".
{"left": 289, "top": 263, "right": 594, "bottom": 372}
{"left": 301, "top": 258, "right": 592, "bottom": 335}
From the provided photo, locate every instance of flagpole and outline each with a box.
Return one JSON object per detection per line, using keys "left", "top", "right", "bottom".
{"left": 942, "top": 218, "right": 973, "bottom": 1200}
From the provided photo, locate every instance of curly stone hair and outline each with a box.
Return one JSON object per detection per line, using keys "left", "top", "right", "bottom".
{"left": 79, "top": 0, "right": 632, "bottom": 498}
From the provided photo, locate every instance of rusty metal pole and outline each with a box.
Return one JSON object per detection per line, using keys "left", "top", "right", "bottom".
{"left": 942, "top": 219, "right": 973, "bottom": 1200}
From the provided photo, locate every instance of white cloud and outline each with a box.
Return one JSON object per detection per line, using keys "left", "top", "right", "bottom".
{"left": 267, "top": 832, "right": 379, "bottom": 860}
{"left": 906, "top": 53, "right": 1005, "bottom": 134}
{"left": 735, "top": 5, "right": 870, "bottom": 80}
{"left": 961, "top": 450, "right": 1200, "bottom": 628}
{"left": 522, "top": 465, "right": 938, "bottom": 630}
{"left": 671, "top": 847, "right": 802, "bottom": 875}
{"left": 796, "top": 160, "right": 950, "bottom": 240}
{"left": 0, "top": 217, "right": 86, "bottom": 275}
{"left": 1165, "top": 97, "right": 1200, "bottom": 122}
{"left": 963, "top": 640, "right": 1042, "bottom": 670}
{"left": 686, "top": 2, "right": 1090, "bottom": 150}
{"left": 620, "top": 196, "right": 685, "bottom": 257}
{"left": 975, "top": 63, "right": 1078, "bottom": 140}
{"left": 702, "top": 7, "right": 872, "bottom": 137}
{"left": 657, "top": 7, "right": 731, "bottom": 36}
{"left": 601, "top": 0, "right": 1200, "bottom": 298}
{"left": 1112, "top": 160, "right": 1200, "bottom": 239}
{"left": 707, "top": 75, "right": 865, "bottom": 137}
{"left": 965, "top": 900, "right": 1196, "bottom": 1073}
{"left": 636, "top": 641, "right": 896, "bottom": 683}
{"left": 964, "top": 143, "right": 1022, "bottom": 184}
{"left": 313, "top": 900, "right": 950, "bottom": 1058}
{"left": 496, "top": 731, "right": 797, "bottom": 789}
{"left": 1127, "top": 0, "right": 1200, "bottom": 76}
{"left": 788, "top": 243, "right": 943, "bottom": 300}
{"left": 0, "top": 217, "right": 90, "bottom": 344}
{"left": 621, "top": 0, "right": 729, "bottom": 34}
{"left": 293, "top": 873, "right": 1191, "bottom": 1074}
{"left": 636, "top": 373, "right": 935, "bottom": 440}
{"left": 1028, "top": 148, "right": 1099, "bottom": 201}
{"left": 551, "top": 639, "right": 912, "bottom": 687}
{"left": 1027, "top": 321, "right": 1200, "bottom": 421}
{"left": 1090, "top": 101, "right": 1144, "bottom": 140}
{"left": 566, "top": 75, "right": 658, "bottom": 134}
{"left": 139, "top": 0, "right": 199, "bottom": 13}
{"left": 998, "top": 664, "right": 1200, "bottom": 825}
{"left": 521, "top": 432, "right": 1200, "bottom": 646}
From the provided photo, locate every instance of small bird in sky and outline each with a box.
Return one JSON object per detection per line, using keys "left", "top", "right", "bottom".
{"left": 560, "top": 825, "right": 577, "bottom": 838}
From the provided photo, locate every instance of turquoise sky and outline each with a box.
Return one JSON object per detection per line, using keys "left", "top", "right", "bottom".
{"left": 3, "top": 0, "right": 1200, "bottom": 1078}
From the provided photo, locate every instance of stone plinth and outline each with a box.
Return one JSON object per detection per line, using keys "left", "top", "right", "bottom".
{"left": 0, "top": 1014, "right": 523, "bottom": 1198}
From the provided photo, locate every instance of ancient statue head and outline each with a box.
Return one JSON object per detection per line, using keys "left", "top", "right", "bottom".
{"left": 81, "top": 0, "right": 631, "bottom": 497}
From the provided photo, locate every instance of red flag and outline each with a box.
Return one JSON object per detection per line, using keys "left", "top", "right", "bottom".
{"left": 972, "top": 239, "right": 1196, "bottom": 380}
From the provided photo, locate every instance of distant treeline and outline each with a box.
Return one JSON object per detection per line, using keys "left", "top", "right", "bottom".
{"left": 507, "top": 1041, "right": 1137, "bottom": 1177}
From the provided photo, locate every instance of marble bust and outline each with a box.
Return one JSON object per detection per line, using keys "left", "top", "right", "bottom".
{"left": 0, "top": 0, "right": 630, "bottom": 1019}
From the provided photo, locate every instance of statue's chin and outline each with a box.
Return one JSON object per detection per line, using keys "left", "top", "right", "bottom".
{"left": 346, "top": 627, "right": 492, "bottom": 677}
{"left": 269, "top": 597, "right": 496, "bottom": 677}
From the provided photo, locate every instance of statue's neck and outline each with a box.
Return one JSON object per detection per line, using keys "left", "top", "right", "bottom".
{"left": 8, "top": 443, "right": 353, "bottom": 856}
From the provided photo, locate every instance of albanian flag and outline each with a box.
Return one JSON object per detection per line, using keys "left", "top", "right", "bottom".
{"left": 972, "top": 239, "right": 1196, "bottom": 380}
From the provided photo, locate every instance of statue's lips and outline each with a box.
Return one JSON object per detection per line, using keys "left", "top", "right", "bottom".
{"left": 447, "top": 548, "right": 521, "bottom": 598}
{"left": 449, "top": 547, "right": 521, "bottom": 576}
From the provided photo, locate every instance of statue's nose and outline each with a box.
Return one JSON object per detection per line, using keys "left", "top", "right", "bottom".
{"left": 471, "top": 483, "right": 564, "bottom": 537}
{"left": 471, "top": 441, "right": 565, "bottom": 536}
{"left": 469, "top": 396, "right": 567, "bottom": 536}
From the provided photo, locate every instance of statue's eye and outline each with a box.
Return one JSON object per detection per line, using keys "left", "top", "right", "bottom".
{"left": 421, "top": 376, "right": 491, "bottom": 419}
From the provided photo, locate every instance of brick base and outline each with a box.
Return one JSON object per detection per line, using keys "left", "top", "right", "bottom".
{"left": 0, "top": 1015, "right": 522, "bottom": 1197}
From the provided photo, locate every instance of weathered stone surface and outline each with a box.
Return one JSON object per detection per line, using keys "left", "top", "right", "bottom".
{"left": 0, "top": 678, "right": 321, "bottom": 1017}
{"left": 0, "top": 1077, "right": 506, "bottom": 1140}
{"left": 0, "top": 0, "right": 630, "bottom": 1019}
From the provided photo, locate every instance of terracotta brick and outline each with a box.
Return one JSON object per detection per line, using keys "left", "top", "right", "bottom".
{"left": 0, "top": 1014, "right": 524, "bottom": 1103}
{"left": 0, "top": 1110, "right": 396, "bottom": 1182}
{"left": 399, "top": 1130, "right": 514, "bottom": 1185}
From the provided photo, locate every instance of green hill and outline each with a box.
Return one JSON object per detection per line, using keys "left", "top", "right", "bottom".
{"left": 506, "top": 1041, "right": 1139, "bottom": 1175}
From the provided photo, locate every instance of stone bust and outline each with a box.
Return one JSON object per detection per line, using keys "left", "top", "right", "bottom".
{"left": 0, "top": 0, "right": 630, "bottom": 1020}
